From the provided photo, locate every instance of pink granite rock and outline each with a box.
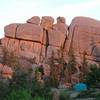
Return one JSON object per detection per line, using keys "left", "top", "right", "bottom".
{"left": 27, "top": 16, "right": 40, "bottom": 25}
{"left": 47, "top": 46, "right": 61, "bottom": 59}
{"left": 53, "top": 23, "right": 68, "bottom": 34}
{"left": 2, "top": 16, "right": 100, "bottom": 65}
{"left": 16, "top": 23, "right": 43, "bottom": 42}
{"left": 42, "top": 23, "right": 68, "bottom": 47}
{"left": 0, "top": 45, "right": 4, "bottom": 63}
{"left": 48, "top": 25, "right": 67, "bottom": 47}
{"left": 4, "top": 23, "right": 19, "bottom": 38}
{"left": 0, "top": 63, "right": 3, "bottom": 72}
{"left": 19, "top": 40, "right": 34, "bottom": 59}
{"left": 64, "top": 16, "right": 100, "bottom": 63}
{"left": 41, "top": 16, "right": 54, "bottom": 29}
{"left": 1, "top": 37, "right": 9, "bottom": 48}
{"left": 19, "top": 40, "right": 42, "bottom": 63}
{"left": 57, "top": 16, "right": 66, "bottom": 24}
{"left": 7, "top": 39, "right": 19, "bottom": 55}
{"left": 1, "top": 64, "right": 13, "bottom": 79}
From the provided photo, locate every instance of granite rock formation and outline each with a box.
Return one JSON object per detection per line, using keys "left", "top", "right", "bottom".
{"left": 1, "top": 16, "right": 68, "bottom": 64}
{"left": 1, "top": 16, "right": 100, "bottom": 65}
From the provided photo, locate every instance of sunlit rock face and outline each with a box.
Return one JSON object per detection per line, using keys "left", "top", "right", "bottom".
{"left": 1, "top": 16, "right": 68, "bottom": 64}
{"left": 1, "top": 16, "right": 100, "bottom": 65}
{"left": 64, "top": 16, "right": 100, "bottom": 64}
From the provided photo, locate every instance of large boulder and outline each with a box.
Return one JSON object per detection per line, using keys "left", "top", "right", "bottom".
{"left": 64, "top": 16, "right": 100, "bottom": 62}
{"left": 48, "top": 24, "right": 67, "bottom": 47}
{"left": 4, "top": 23, "right": 19, "bottom": 38}
{"left": 16, "top": 23, "right": 43, "bottom": 42}
{"left": 41, "top": 16, "right": 54, "bottom": 29}
{"left": 57, "top": 16, "right": 66, "bottom": 24}
{"left": 27, "top": 16, "right": 40, "bottom": 25}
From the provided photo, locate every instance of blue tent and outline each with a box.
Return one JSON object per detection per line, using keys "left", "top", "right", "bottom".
{"left": 73, "top": 83, "right": 87, "bottom": 92}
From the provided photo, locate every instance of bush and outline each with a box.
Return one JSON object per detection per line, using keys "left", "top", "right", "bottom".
{"left": 2, "top": 48, "right": 19, "bottom": 68}
{"left": 33, "top": 96, "right": 47, "bottom": 100}
{"left": 76, "top": 89, "right": 100, "bottom": 99}
{"left": 6, "top": 88, "right": 33, "bottom": 100}
{"left": 31, "top": 79, "right": 52, "bottom": 100}
{"left": 76, "top": 90, "right": 93, "bottom": 98}
{"left": 84, "top": 64, "right": 100, "bottom": 88}
{"left": 9, "top": 67, "right": 30, "bottom": 90}
{"left": 0, "top": 77, "right": 10, "bottom": 100}
{"left": 60, "top": 90, "right": 70, "bottom": 100}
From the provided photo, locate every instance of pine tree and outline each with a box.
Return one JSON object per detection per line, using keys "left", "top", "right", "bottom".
{"left": 67, "top": 44, "right": 76, "bottom": 74}
{"left": 81, "top": 51, "right": 88, "bottom": 73}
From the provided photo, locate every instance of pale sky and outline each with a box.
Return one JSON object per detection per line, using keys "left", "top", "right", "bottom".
{"left": 0, "top": 0, "right": 100, "bottom": 38}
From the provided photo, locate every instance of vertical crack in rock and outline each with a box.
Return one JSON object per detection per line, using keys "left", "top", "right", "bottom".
{"left": 15, "top": 24, "right": 20, "bottom": 39}
{"left": 62, "top": 30, "right": 68, "bottom": 50}
{"left": 44, "top": 29, "right": 49, "bottom": 57}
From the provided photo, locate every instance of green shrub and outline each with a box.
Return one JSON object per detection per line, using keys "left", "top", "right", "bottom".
{"left": 84, "top": 64, "right": 100, "bottom": 88}
{"left": 96, "top": 95, "right": 100, "bottom": 100}
{"left": 9, "top": 67, "right": 31, "bottom": 90}
{"left": 2, "top": 48, "right": 19, "bottom": 68}
{"left": 6, "top": 88, "right": 33, "bottom": 100}
{"left": 33, "top": 96, "right": 46, "bottom": 100}
{"left": 60, "top": 90, "right": 70, "bottom": 100}
{"left": 31, "top": 79, "right": 52, "bottom": 100}
{"left": 76, "top": 90, "right": 93, "bottom": 98}
{"left": 76, "top": 89, "right": 100, "bottom": 99}
{"left": 0, "top": 77, "right": 10, "bottom": 100}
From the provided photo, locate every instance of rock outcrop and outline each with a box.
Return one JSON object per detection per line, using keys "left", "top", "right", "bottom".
{"left": 1, "top": 16, "right": 100, "bottom": 84}
{"left": 1, "top": 16, "right": 68, "bottom": 64}
{"left": 64, "top": 16, "right": 100, "bottom": 64}
{"left": 1, "top": 16, "right": 100, "bottom": 66}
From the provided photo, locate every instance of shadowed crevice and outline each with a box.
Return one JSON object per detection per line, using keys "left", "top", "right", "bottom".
{"left": 43, "top": 29, "right": 49, "bottom": 57}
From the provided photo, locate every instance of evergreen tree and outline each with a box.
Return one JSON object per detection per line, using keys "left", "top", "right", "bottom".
{"left": 81, "top": 51, "right": 88, "bottom": 73}
{"left": 67, "top": 44, "right": 76, "bottom": 74}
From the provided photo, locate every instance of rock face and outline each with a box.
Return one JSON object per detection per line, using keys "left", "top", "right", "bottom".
{"left": 64, "top": 16, "right": 100, "bottom": 64}
{"left": 1, "top": 16, "right": 100, "bottom": 65}
{"left": 4, "top": 23, "right": 19, "bottom": 38}
{"left": 16, "top": 23, "right": 43, "bottom": 42}
{"left": 1, "top": 16, "right": 68, "bottom": 64}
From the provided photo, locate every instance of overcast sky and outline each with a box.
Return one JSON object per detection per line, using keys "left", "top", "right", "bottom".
{"left": 0, "top": 0, "right": 100, "bottom": 38}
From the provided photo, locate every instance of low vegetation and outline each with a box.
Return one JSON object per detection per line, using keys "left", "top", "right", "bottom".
{"left": 0, "top": 47, "right": 100, "bottom": 100}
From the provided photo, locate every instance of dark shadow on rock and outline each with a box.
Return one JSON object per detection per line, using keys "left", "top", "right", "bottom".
{"left": 90, "top": 38, "right": 100, "bottom": 64}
